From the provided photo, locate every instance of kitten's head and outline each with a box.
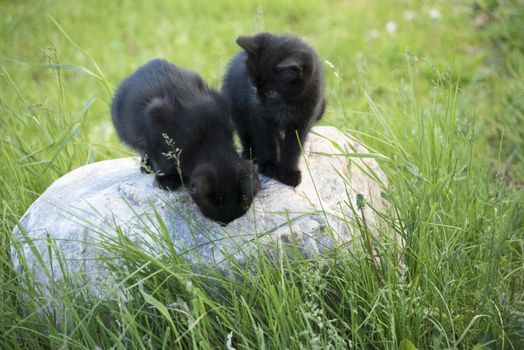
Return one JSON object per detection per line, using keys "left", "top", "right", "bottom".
{"left": 236, "top": 32, "right": 318, "bottom": 105}
{"left": 189, "top": 160, "right": 260, "bottom": 225}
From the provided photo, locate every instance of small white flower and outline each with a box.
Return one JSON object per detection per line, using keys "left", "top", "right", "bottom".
{"left": 385, "top": 21, "right": 397, "bottom": 34}
{"left": 403, "top": 10, "right": 416, "bottom": 21}
{"left": 429, "top": 8, "right": 441, "bottom": 20}
{"left": 368, "top": 29, "right": 380, "bottom": 40}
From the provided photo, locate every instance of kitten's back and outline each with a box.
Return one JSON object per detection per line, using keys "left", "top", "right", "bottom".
{"left": 222, "top": 52, "right": 255, "bottom": 107}
{"left": 111, "top": 59, "right": 209, "bottom": 149}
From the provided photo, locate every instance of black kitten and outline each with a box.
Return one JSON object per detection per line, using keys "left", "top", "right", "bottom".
{"left": 111, "top": 59, "right": 260, "bottom": 225}
{"left": 222, "top": 32, "right": 325, "bottom": 187}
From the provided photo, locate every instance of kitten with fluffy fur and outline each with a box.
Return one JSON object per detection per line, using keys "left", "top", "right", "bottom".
{"left": 112, "top": 59, "right": 260, "bottom": 225}
{"left": 222, "top": 32, "right": 325, "bottom": 187}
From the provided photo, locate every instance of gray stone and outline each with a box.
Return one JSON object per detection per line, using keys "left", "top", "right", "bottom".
{"left": 12, "top": 126, "right": 389, "bottom": 294}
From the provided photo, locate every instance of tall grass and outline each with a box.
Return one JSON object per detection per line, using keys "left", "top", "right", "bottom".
{"left": 1, "top": 0, "right": 523, "bottom": 349}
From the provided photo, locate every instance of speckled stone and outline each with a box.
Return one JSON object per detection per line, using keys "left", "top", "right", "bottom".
{"left": 12, "top": 126, "right": 389, "bottom": 294}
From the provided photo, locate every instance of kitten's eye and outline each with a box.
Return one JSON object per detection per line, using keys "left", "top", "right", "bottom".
{"left": 264, "top": 90, "right": 278, "bottom": 99}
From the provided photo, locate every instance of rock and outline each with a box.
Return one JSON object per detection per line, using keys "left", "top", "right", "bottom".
{"left": 12, "top": 126, "right": 389, "bottom": 295}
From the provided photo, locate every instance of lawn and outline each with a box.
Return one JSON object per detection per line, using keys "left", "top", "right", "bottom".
{"left": 1, "top": 0, "right": 523, "bottom": 348}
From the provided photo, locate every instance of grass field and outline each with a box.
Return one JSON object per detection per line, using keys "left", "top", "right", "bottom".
{"left": 1, "top": 0, "right": 523, "bottom": 348}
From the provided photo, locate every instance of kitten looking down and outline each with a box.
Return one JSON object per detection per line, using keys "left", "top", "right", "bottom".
{"left": 222, "top": 32, "right": 325, "bottom": 187}
{"left": 111, "top": 59, "right": 260, "bottom": 225}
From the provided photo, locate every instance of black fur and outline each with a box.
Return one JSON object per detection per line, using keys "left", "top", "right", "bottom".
{"left": 111, "top": 59, "right": 260, "bottom": 225}
{"left": 222, "top": 32, "right": 325, "bottom": 187}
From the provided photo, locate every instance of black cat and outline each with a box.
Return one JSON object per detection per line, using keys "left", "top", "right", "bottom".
{"left": 222, "top": 32, "right": 325, "bottom": 187}
{"left": 111, "top": 59, "right": 260, "bottom": 225}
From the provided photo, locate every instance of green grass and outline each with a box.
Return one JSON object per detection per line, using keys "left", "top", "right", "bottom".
{"left": 1, "top": 0, "right": 523, "bottom": 348}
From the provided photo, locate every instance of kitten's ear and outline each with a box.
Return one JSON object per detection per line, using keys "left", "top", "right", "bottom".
{"left": 145, "top": 97, "right": 174, "bottom": 121}
{"left": 276, "top": 51, "right": 313, "bottom": 80}
{"left": 190, "top": 164, "right": 217, "bottom": 198}
{"left": 236, "top": 35, "right": 260, "bottom": 56}
{"left": 189, "top": 176, "right": 211, "bottom": 198}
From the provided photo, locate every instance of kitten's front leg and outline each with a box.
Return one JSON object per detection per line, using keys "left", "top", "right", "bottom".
{"left": 140, "top": 154, "right": 154, "bottom": 174}
{"left": 151, "top": 148, "right": 184, "bottom": 191}
{"left": 276, "top": 125, "right": 309, "bottom": 187}
{"left": 255, "top": 123, "right": 280, "bottom": 178}
{"left": 155, "top": 172, "right": 183, "bottom": 191}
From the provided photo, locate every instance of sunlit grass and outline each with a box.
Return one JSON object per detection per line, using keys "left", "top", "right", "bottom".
{"left": 1, "top": 0, "right": 523, "bottom": 348}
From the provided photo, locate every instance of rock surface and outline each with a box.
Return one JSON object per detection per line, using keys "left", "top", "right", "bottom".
{"left": 12, "top": 126, "right": 389, "bottom": 293}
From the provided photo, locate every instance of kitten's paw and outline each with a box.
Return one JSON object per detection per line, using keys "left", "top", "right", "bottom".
{"left": 140, "top": 156, "right": 154, "bottom": 174}
{"left": 278, "top": 170, "right": 302, "bottom": 187}
{"left": 140, "top": 163, "right": 153, "bottom": 174}
{"left": 155, "top": 174, "right": 182, "bottom": 191}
